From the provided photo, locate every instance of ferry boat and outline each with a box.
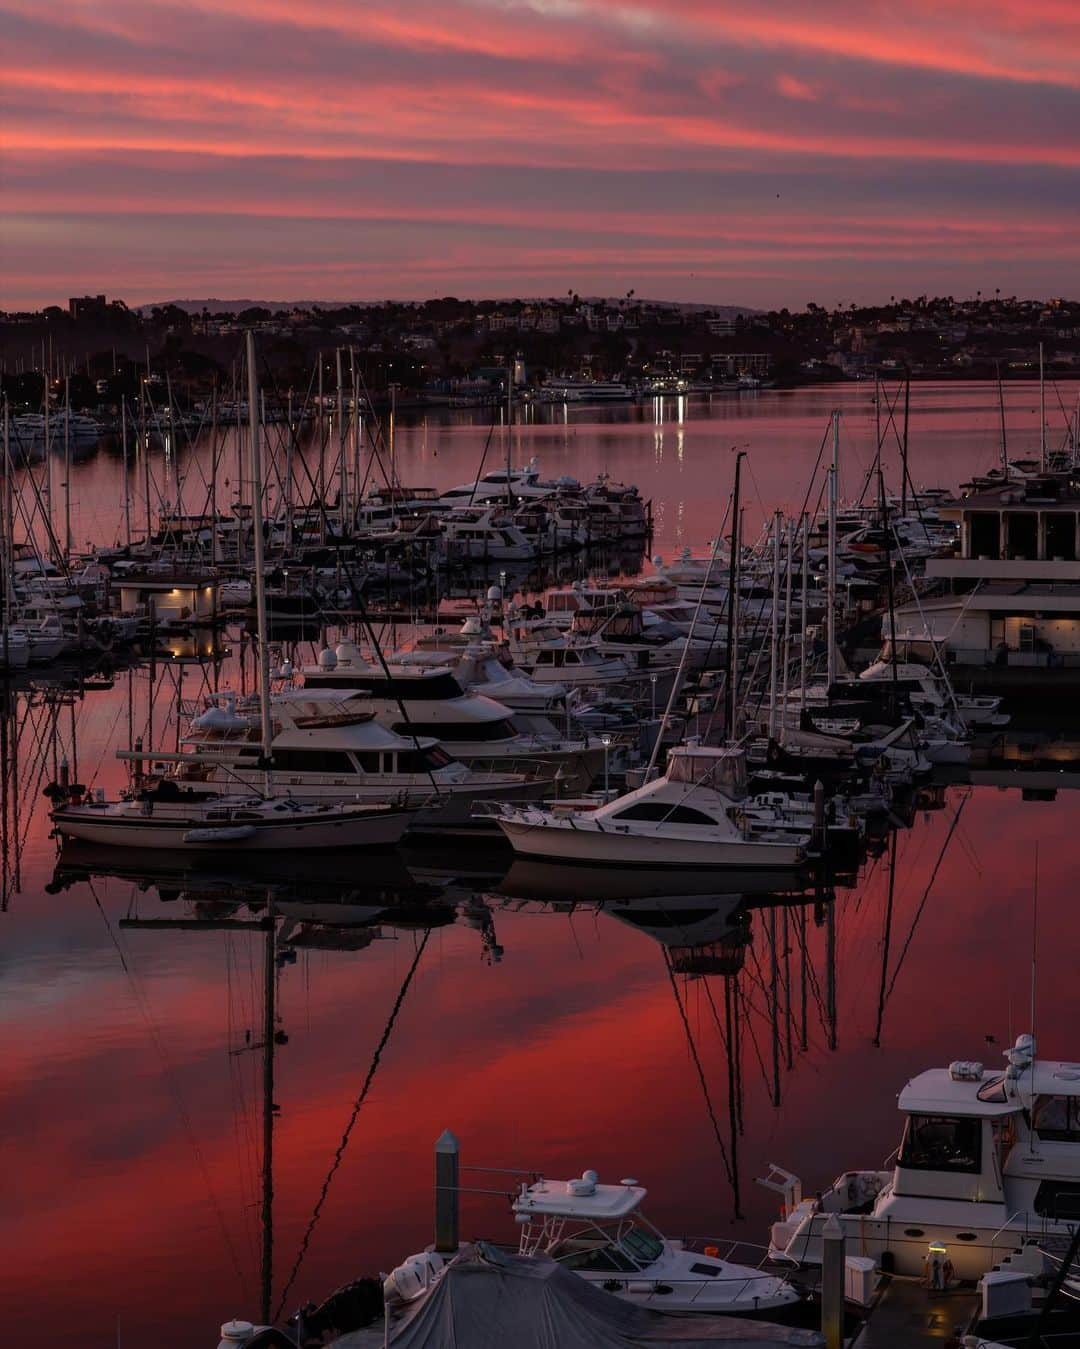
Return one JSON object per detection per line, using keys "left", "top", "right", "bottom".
{"left": 764, "top": 1034, "right": 1080, "bottom": 1282}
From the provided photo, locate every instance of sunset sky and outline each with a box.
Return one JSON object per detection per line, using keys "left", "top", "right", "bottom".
{"left": 3, "top": 0, "right": 1078, "bottom": 309}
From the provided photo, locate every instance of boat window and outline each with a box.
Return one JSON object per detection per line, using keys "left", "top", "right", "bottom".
{"left": 396, "top": 748, "right": 453, "bottom": 773}
{"left": 271, "top": 749, "right": 357, "bottom": 774}
{"left": 689, "top": 1262, "right": 720, "bottom": 1277}
{"left": 977, "top": 1076, "right": 1009, "bottom": 1104}
{"left": 897, "top": 1115, "right": 982, "bottom": 1173}
{"left": 992, "top": 1116, "right": 1017, "bottom": 1172}
{"left": 392, "top": 719, "right": 516, "bottom": 743}
{"left": 613, "top": 802, "right": 717, "bottom": 825}
{"left": 1033, "top": 1095, "right": 1080, "bottom": 1142}
{"left": 1033, "top": 1180, "right": 1080, "bottom": 1220}
{"left": 559, "top": 1244, "right": 635, "bottom": 1274}
{"left": 353, "top": 753, "right": 384, "bottom": 773}
{"left": 619, "top": 1228, "right": 664, "bottom": 1265}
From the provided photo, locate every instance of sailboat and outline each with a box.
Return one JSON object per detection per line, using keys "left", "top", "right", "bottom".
{"left": 49, "top": 333, "right": 416, "bottom": 852}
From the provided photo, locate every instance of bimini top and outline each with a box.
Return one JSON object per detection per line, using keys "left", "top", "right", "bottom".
{"left": 513, "top": 1172, "right": 646, "bottom": 1220}
{"left": 666, "top": 744, "right": 747, "bottom": 794}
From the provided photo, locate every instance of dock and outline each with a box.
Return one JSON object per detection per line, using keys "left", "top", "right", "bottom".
{"left": 856, "top": 1277, "right": 978, "bottom": 1347}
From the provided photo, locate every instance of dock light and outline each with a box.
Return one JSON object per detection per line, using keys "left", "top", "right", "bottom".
{"left": 650, "top": 673, "right": 658, "bottom": 720}
{"left": 601, "top": 732, "right": 612, "bottom": 797}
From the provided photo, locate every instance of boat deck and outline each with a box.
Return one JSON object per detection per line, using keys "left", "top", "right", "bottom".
{"left": 855, "top": 1277, "right": 978, "bottom": 1347}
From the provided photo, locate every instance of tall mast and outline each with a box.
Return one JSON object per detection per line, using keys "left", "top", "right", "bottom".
{"left": 768, "top": 510, "right": 781, "bottom": 737}
{"left": 260, "top": 912, "right": 276, "bottom": 1324}
{"left": 121, "top": 396, "right": 131, "bottom": 548}
{"left": 997, "top": 363, "right": 1008, "bottom": 481}
{"left": 780, "top": 516, "right": 794, "bottom": 740}
{"left": 336, "top": 347, "right": 347, "bottom": 533}
{"left": 1039, "top": 341, "right": 1047, "bottom": 472}
{"left": 63, "top": 376, "right": 72, "bottom": 561}
{"left": 506, "top": 363, "right": 514, "bottom": 504}
{"left": 246, "top": 331, "right": 274, "bottom": 780}
{"left": 900, "top": 375, "right": 910, "bottom": 516}
{"left": 724, "top": 451, "right": 745, "bottom": 739}
{"left": 799, "top": 512, "right": 809, "bottom": 714}
{"left": 827, "top": 411, "right": 839, "bottom": 684}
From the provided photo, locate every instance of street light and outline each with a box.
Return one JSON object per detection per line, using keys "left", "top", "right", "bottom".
{"left": 601, "top": 732, "right": 612, "bottom": 798}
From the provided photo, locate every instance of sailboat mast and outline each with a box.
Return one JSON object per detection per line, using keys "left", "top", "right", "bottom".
{"left": 246, "top": 331, "right": 274, "bottom": 775}
{"left": 768, "top": 510, "right": 781, "bottom": 737}
{"left": 260, "top": 913, "right": 276, "bottom": 1324}
{"left": 724, "top": 451, "right": 744, "bottom": 738}
{"left": 1039, "top": 342, "right": 1047, "bottom": 472}
{"left": 827, "top": 411, "right": 839, "bottom": 684}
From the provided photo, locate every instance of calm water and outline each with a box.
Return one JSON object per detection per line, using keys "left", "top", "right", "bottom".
{"left": 3, "top": 382, "right": 1078, "bottom": 1345}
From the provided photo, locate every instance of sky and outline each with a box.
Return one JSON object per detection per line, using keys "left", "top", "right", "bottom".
{"left": 2, "top": 0, "right": 1079, "bottom": 310}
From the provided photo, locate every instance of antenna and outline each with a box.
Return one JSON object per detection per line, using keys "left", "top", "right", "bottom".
{"left": 1030, "top": 841, "right": 1039, "bottom": 1048}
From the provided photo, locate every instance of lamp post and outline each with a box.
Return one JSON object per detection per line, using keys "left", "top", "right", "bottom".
{"left": 601, "top": 732, "right": 612, "bottom": 798}
{"left": 650, "top": 673, "right": 658, "bottom": 721}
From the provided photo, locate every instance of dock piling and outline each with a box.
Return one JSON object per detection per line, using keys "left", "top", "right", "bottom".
{"left": 434, "top": 1129, "right": 460, "bottom": 1253}
{"left": 821, "top": 1212, "right": 845, "bottom": 1349}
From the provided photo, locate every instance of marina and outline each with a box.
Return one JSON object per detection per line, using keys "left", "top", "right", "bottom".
{"left": 2, "top": 378, "right": 1079, "bottom": 1347}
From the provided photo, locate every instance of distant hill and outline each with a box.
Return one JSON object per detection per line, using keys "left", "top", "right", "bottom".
{"left": 144, "top": 297, "right": 761, "bottom": 316}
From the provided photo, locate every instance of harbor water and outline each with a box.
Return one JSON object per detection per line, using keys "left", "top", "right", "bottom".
{"left": 2, "top": 381, "right": 1077, "bottom": 1344}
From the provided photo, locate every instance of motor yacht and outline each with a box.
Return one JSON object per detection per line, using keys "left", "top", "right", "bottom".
{"left": 511, "top": 1169, "right": 804, "bottom": 1316}
{"left": 171, "top": 688, "right": 555, "bottom": 833}
{"left": 489, "top": 744, "right": 808, "bottom": 870}
{"left": 440, "top": 505, "right": 536, "bottom": 562}
{"left": 297, "top": 643, "right": 602, "bottom": 790}
{"left": 763, "top": 1034, "right": 1080, "bottom": 1282}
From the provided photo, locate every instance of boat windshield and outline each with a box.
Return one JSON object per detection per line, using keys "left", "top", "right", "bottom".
{"left": 898, "top": 1114, "right": 982, "bottom": 1173}
{"left": 619, "top": 1227, "right": 664, "bottom": 1266}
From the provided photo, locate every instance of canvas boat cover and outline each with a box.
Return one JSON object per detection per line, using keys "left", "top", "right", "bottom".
{"left": 387, "top": 1244, "right": 824, "bottom": 1349}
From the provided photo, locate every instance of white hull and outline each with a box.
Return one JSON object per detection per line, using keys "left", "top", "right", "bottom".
{"left": 496, "top": 815, "right": 805, "bottom": 870}
{"left": 51, "top": 803, "right": 412, "bottom": 851}
{"left": 773, "top": 1205, "right": 1067, "bottom": 1282}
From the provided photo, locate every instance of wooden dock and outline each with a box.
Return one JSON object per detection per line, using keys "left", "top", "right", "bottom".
{"left": 855, "top": 1276, "right": 978, "bottom": 1347}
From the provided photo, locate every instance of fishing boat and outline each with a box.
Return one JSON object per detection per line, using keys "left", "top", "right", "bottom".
{"left": 763, "top": 1033, "right": 1080, "bottom": 1282}
{"left": 509, "top": 1168, "right": 804, "bottom": 1315}
{"left": 488, "top": 745, "right": 808, "bottom": 870}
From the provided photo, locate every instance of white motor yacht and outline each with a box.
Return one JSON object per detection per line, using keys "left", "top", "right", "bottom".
{"left": 171, "top": 689, "right": 555, "bottom": 833}
{"left": 764, "top": 1034, "right": 1080, "bottom": 1282}
{"left": 489, "top": 745, "right": 808, "bottom": 870}
{"left": 508, "top": 629, "right": 638, "bottom": 687}
{"left": 297, "top": 644, "right": 603, "bottom": 790}
{"left": 512, "top": 1169, "right": 803, "bottom": 1316}
{"left": 440, "top": 505, "right": 536, "bottom": 562}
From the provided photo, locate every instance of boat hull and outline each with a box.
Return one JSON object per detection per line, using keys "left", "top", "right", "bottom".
{"left": 495, "top": 816, "right": 805, "bottom": 870}
{"left": 51, "top": 804, "right": 413, "bottom": 851}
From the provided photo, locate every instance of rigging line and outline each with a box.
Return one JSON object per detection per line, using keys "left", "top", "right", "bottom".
{"left": 884, "top": 792, "right": 970, "bottom": 1003}
{"left": 87, "top": 879, "right": 250, "bottom": 1296}
{"left": 872, "top": 829, "right": 898, "bottom": 1049}
{"left": 467, "top": 398, "right": 503, "bottom": 506}
{"left": 274, "top": 928, "right": 432, "bottom": 1321}
{"left": 663, "top": 949, "right": 735, "bottom": 1190}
